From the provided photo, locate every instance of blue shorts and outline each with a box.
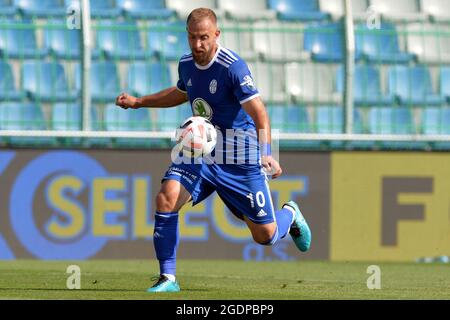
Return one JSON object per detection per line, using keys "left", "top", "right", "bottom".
{"left": 162, "top": 162, "right": 276, "bottom": 225}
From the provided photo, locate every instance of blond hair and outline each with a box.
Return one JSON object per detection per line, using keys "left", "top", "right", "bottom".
{"left": 186, "top": 8, "right": 217, "bottom": 26}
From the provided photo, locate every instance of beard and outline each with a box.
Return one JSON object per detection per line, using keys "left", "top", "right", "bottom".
{"left": 192, "top": 47, "right": 214, "bottom": 66}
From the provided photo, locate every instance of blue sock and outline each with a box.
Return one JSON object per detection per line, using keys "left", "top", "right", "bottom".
{"left": 153, "top": 211, "right": 179, "bottom": 276}
{"left": 263, "top": 208, "right": 294, "bottom": 246}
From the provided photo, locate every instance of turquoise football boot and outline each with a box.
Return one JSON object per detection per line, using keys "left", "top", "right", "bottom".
{"left": 283, "top": 201, "right": 311, "bottom": 252}
{"left": 147, "top": 275, "right": 180, "bottom": 293}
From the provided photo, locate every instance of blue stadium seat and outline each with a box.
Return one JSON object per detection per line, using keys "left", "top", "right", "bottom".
{"left": 268, "top": 0, "right": 329, "bottom": 21}
{"left": 14, "top": 0, "right": 67, "bottom": 17}
{"left": 75, "top": 62, "right": 120, "bottom": 102}
{"left": 104, "top": 103, "right": 156, "bottom": 148}
{"left": 147, "top": 21, "right": 190, "bottom": 61}
{"left": 421, "top": 107, "right": 450, "bottom": 150}
{"left": 0, "top": 61, "right": 25, "bottom": 101}
{"left": 0, "top": 103, "right": 57, "bottom": 146}
{"left": 0, "top": 19, "right": 47, "bottom": 58}
{"left": 268, "top": 104, "right": 322, "bottom": 149}
{"left": 156, "top": 102, "right": 192, "bottom": 132}
{"left": 355, "top": 23, "right": 415, "bottom": 64}
{"left": 0, "top": 0, "right": 17, "bottom": 16}
{"left": 388, "top": 65, "right": 445, "bottom": 106}
{"left": 303, "top": 22, "right": 345, "bottom": 62}
{"left": 65, "top": 0, "right": 122, "bottom": 19}
{"left": 127, "top": 62, "right": 171, "bottom": 97}
{"left": 441, "top": 67, "right": 450, "bottom": 102}
{"left": 44, "top": 20, "right": 81, "bottom": 59}
{"left": 22, "top": 62, "right": 77, "bottom": 102}
{"left": 95, "top": 20, "right": 147, "bottom": 60}
{"left": 117, "top": 0, "right": 174, "bottom": 19}
{"left": 336, "top": 65, "right": 394, "bottom": 106}
{"left": 368, "top": 107, "right": 426, "bottom": 149}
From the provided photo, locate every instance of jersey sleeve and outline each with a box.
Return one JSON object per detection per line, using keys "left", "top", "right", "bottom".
{"left": 176, "top": 63, "right": 187, "bottom": 93}
{"left": 229, "top": 60, "right": 260, "bottom": 105}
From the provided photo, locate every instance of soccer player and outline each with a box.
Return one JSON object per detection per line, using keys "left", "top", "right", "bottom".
{"left": 115, "top": 8, "right": 311, "bottom": 293}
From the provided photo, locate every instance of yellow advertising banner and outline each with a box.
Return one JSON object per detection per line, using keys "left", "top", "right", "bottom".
{"left": 331, "top": 152, "right": 450, "bottom": 262}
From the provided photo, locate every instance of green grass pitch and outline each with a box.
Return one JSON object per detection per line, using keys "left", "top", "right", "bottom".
{"left": 0, "top": 260, "right": 449, "bottom": 300}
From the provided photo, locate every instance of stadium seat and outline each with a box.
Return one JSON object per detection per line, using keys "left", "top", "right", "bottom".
{"left": 14, "top": 0, "right": 67, "bottom": 17}
{"left": 0, "top": 103, "right": 57, "bottom": 146}
{"left": 336, "top": 64, "right": 394, "bottom": 106}
{"left": 0, "top": 0, "right": 17, "bottom": 17}
{"left": 147, "top": 21, "right": 190, "bottom": 61}
{"left": 117, "top": 0, "right": 174, "bottom": 19}
{"left": 440, "top": 67, "right": 450, "bottom": 102}
{"left": 406, "top": 23, "right": 450, "bottom": 64}
{"left": 421, "top": 0, "right": 450, "bottom": 23}
{"left": 127, "top": 62, "right": 171, "bottom": 97}
{"left": 104, "top": 103, "right": 156, "bottom": 148}
{"left": 95, "top": 20, "right": 147, "bottom": 60}
{"left": 22, "top": 62, "right": 78, "bottom": 102}
{"left": 166, "top": 0, "right": 223, "bottom": 20}
{"left": 156, "top": 102, "right": 192, "bottom": 132}
{"left": 318, "top": 0, "right": 369, "bottom": 21}
{"left": 303, "top": 22, "right": 345, "bottom": 62}
{"left": 421, "top": 107, "right": 450, "bottom": 149}
{"left": 268, "top": 104, "right": 322, "bottom": 149}
{"left": 285, "top": 62, "right": 341, "bottom": 105}
{"left": 355, "top": 22, "right": 415, "bottom": 64}
{"left": 0, "top": 19, "right": 47, "bottom": 59}
{"left": 220, "top": 20, "right": 259, "bottom": 61}
{"left": 368, "top": 107, "right": 427, "bottom": 149}
{"left": 252, "top": 20, "right": 310, "bottom": 62}
{"left": 247, "top": 62, "right": 286, "bottom": 104}
{"left": 44, "top": 19, "right": 81, "bottom": 59}
{"left": 387, "top": 65, "right": 445, "bottom": 106}
{"left": 75, "top": 62, "right": 120, "bottom": 103}
{"left": 0, "top": 61, "right": 25, "bottom": 101}
{"left": 369, "top": 0, "right": 427, "bottom": 22}
{"left": 268, "top": 0, "right": 329, "bottom": 21}
{"left": 65, "top": 0, "right": 122, "bottom": 19}
{"left": 218, "top": 0, "right": 276, "bottom": 21}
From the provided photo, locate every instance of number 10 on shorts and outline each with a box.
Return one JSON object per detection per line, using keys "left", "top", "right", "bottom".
{"left": 246, "top": 192, "right": 266, "bottom": 209}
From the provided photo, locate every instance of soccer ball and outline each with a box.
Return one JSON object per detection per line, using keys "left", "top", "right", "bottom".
{"left": 175, "top": 116, "right": 217, "bottom": 158}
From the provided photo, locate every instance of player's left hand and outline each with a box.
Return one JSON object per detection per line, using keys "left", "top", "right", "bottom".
{"left": 262, "top": 155, "right": 282, "bottom": 179}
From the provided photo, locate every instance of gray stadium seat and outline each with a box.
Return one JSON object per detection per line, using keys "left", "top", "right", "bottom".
{"left": 218, "top": 0, "right": 276, "bottom": 21}
{"left": 248, "top": 62, "right": 287, "bottom": 104}
{"left": 406, "top": 23, "right": 450, "bottom": 64}
{"left": 220, "top": 20, "right": 259, "bottom": 61}
{"left": 252, "top": 20, "right": 310, "bottom": 62}
{"left": 285, "top": 63, "right": 341, "bottom": 105}
{"left": 318, "top": 0, "right": 369, "bottom": 21}
{"left": 369, "top": 0, "right": 427, "bottom": 22}
{"left": 166, "top": 0, "right": 224, "bottom": 20}
{"left": 420, "top": 0, "right": 450, "bottom": 23}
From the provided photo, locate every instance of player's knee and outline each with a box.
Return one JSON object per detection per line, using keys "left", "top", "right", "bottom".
{"left": 253, "top": 230, "right": 276, "bottom": 246}
{"left": 156, "top": 191, "right": 177, "bottom": 212}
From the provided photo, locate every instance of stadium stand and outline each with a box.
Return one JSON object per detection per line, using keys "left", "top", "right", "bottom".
{"left": 318, "top": 0, "right": 369, "bottom": 21}
{"left": 387, "top": 65, "right": 445, "bottom": 106}
{"left": 303, "top": 22, "right": 345, "bottom": 62}
{"left": 14, "top": 0, "right": 67, "bottom": 18}
{"left": 248, "top": 61, "right": 287, "bottom": 104}
{"left": 421, "top": 107, "right": 450, "bottom": 149}
{"left": 218, "top": 0, "right": 276, "bottom": 21}
{"left": 127, "top": 62, "right": 172, "bottom": 97}
{"left": 336, "top": 64, "right": 394, "bottom": 106}
{"left": 420, "top": 0, "right": 450, "bottom": 23}
{"left": 44, "top": 19, "right": 81, "bottom": 59}
{"left": 156, "top": 102, "right": 193, "bottom": 132}
{"left": 22, "top": 62, "right": 78, "bottom": 102}
{"left": 0, "top": 61, "right": 25, "bottom": 101}
{"left": 285, "top": 63, "right": 341, "bottom": 105}
{"left": 0, "top": 0, "right": 17, "bottom": 17}
{"left": 268, "top": 0, "right": 329, "bottom": 22}
{"left": 67, "top": 0, "right": 122, "bottom": 19}
{"left": 117, "top": 0, "right": 175, "bottom": 20}
{"left": 220, "top": 20, "right": 259, "bottom": 61}
{"left": 355, "top": 22, "right": 415, "bottom": 64}
{"left": 0, "top": 18, "right": 47, "bottom": 59}
{"left": 406, "top": 23, "right": 450, "bottom": 64}
{"left": 167, "top": 0, "right": 223, "bottom": 20}
{"left": 369, "top": 0, "right": 428, "bottom": 22}
{"left": 441, "top": 67, "right": 450, "bottom": 102}
{"left": 147, "top": 21, "right": 189, "bottom": 61}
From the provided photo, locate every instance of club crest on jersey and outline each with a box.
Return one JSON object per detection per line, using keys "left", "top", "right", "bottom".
{"left": 192, "top": 98, "right": 213, "bottom": 120}
{"left": 240, "top": 75, "right": 256, "bottom": 91}
{"left": 209, "top": 79, "right": 217, "bottom": 94}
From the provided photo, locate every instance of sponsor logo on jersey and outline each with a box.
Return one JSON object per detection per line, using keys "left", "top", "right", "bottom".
{"left": 240, "top": 75, "right": 257, "bottom": 91}
{"left": 192, "top": 98, "right": 213, "bottom": 120}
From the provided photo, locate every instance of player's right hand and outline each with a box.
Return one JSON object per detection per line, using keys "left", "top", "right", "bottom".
{"left": 115, "top": 92, "right": 138, "bottom": 109}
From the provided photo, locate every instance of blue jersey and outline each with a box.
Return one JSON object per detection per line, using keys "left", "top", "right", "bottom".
{"left": 176, "top": 45, "right": 261, "bottom": 165}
